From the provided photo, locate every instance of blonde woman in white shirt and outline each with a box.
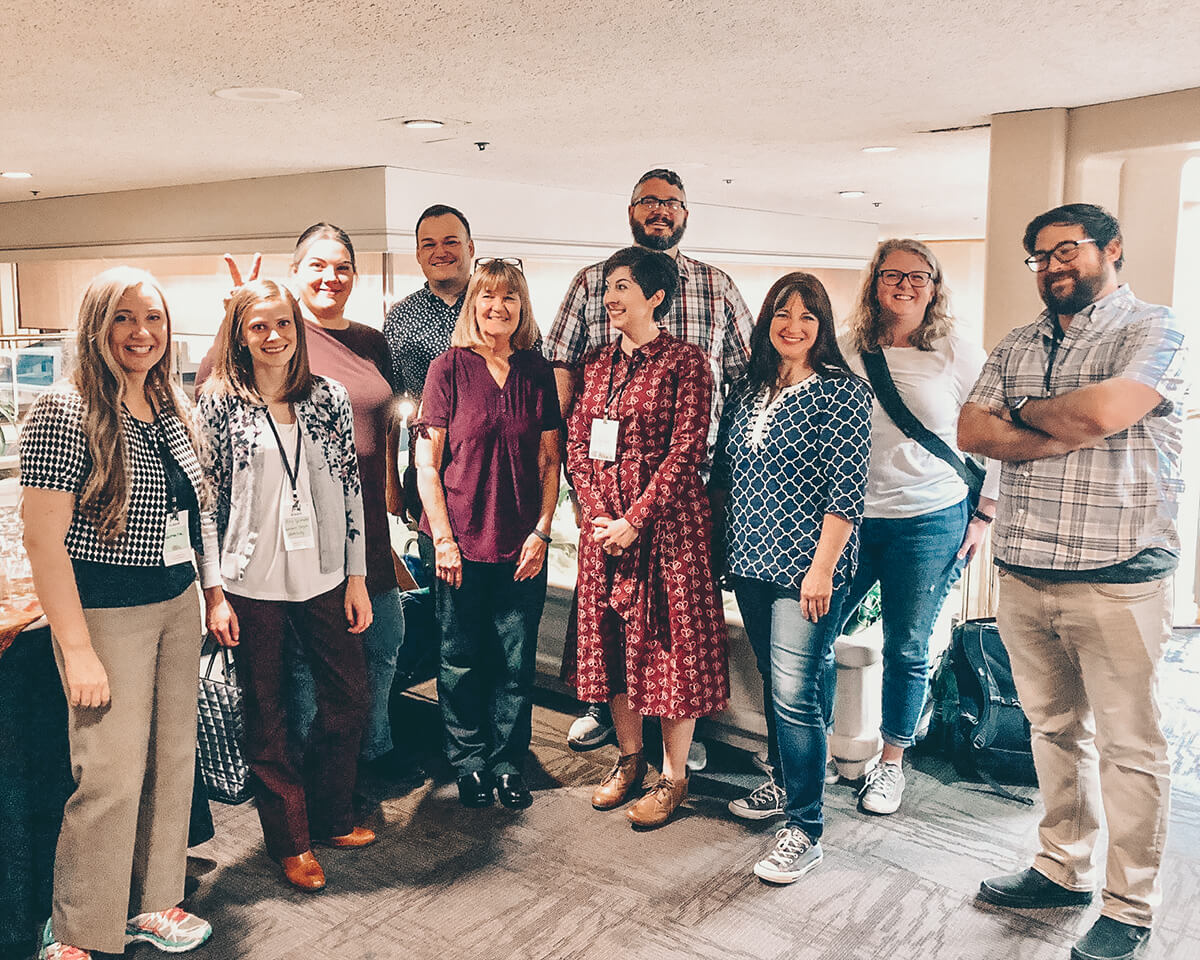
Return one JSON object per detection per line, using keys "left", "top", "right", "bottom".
{"left": 835, "top": 239, "right": 999, "bottom": 815}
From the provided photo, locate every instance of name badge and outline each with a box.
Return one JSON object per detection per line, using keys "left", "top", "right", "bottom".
{"left": 589, "top": 418, "right": 620, "bottom": 462}
{"left": 162, "top": 510, "right": 192, "bottom": 565}
{"left": 282, "top": 499, "right": 317, "bottom": 551}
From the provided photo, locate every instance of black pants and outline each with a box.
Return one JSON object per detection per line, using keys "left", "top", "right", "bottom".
{"left": 420, "top": 534, "right": 547, "bottom": 777}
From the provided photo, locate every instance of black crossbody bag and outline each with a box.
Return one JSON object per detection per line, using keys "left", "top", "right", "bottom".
{"left": 860, "top": 350, "right": 984, "bottom": 511}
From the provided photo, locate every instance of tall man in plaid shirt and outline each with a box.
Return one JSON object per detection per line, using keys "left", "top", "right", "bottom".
{"left": 959, "top": 203, "right": 1188, "bottom": 960}
{"left": 544, "top": 167, "right": 754, "bottom": 749}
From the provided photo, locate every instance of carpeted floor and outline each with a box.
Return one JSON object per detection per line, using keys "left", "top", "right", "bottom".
{"left": 176, "top": 630, "right": 1200, "bottom": 960}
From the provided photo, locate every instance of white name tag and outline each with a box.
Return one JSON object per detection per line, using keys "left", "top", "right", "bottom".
{"left": 282, "top": 500, "right": 317, "bottom": 551}
{"left": 162, "top": 510, "right": 192, "bottom": 565}
{"left": 589, "top": 418, "right": 620, "bottom": 462}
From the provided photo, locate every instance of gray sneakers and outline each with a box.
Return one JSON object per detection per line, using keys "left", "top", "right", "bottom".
{"left": 728, "top": 778, "right": 785, "bottom": 820}
{"left": 859, "top": 761, "right": 905, "bottom": 814}
{"left": 753, "top": 826, "right": 823, "bottom": 883}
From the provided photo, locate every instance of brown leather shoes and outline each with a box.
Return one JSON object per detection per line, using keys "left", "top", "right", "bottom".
{"left": 625, "top": 775, "right": 688, "bottom": 828}
{"left": 592, "top": 752, "right": 648, "bottom": 810}
{"left": 316, "top": 826, "right": 376, "bottom": 848}
{"left": 280, "top": 850, "right": 326, "bottom": 891}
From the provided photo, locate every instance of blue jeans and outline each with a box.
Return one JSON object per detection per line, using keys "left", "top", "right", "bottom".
{"left": 834, "top": 498, "right": 968, "bottom": 748}
{"left": 288, "top": 587, "right": 406, "bottom": 762}
{"left": 733, "top": 576, "right": 847, "bottom": 840}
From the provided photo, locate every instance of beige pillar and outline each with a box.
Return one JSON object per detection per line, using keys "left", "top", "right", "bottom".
{"left": 982, "top": 109, "right": 1067, "bottom": 348}
{"left": 1116, "top": 153, "right": 1189, "bottom": 307}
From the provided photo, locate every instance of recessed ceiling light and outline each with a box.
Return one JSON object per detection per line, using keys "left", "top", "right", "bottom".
{"left": 839, "top": 190, "right": 866, "bottom": 199}
{"left": 402, "top": 118, "right": 445, "bottom": 129}
{"left": 1, "top": 171, "right": 32, "bottom": 179}
{"left": 862, "top": 146, "right": 897, "bottom": 153}
{"left": 213, "top": 87, "right": 302, "bottom": 103}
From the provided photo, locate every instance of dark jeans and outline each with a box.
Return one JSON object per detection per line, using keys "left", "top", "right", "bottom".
{"left": 833, "top": 499, "right": 968, "bottom": 748}
{"left": 227, "top": 586, "right": 368, "bottom": 860}
{"left": 420, "top": 533, "right": 547, "bottom": 777}
{"left": 733, "top": 576, "right": 847, "bottom": 840}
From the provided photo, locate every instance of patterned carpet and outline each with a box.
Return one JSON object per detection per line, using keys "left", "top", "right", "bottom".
{"left": 156, "top": 630, "right": 1200, "bottom": 959}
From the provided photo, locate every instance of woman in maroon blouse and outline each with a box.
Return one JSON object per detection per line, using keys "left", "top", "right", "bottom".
{"left": 415, "top": 259, "right": 561, "bottom": 810}
{"left": 567, "top": 246, "right": 729, "bottom": 829}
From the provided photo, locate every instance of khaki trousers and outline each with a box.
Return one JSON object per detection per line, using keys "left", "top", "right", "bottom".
{"left": 996, "top": 568, "right": 1172, "bottom": 927}
{"left": 51, "top": 587, "right": 202, "bottom": 953}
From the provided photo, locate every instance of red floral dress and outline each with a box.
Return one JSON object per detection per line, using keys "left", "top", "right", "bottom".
{"left": 566, "top": 333, "right": 729, "bottom": 719}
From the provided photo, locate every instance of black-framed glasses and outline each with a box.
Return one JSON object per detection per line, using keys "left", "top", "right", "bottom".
{"left": 632, "top": 196, "right": 687, "bottom": 212}
{"left": 474, "top": 257, "right": 524, "bottom": 272}
{"left": 1023, "top": 238, "right": 1097, "bottom": 272}
{"left": 876, "top": 269, "right": 934, "bottom": 288}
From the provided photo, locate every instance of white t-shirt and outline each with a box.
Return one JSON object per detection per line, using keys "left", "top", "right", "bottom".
{"left": 222, "top": 419, "right": 345, "bottom": 602}
{"left": 841, "top": 333, "right": 1001, "bottom": 519}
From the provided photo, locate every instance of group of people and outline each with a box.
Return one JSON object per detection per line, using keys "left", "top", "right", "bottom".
{"left": 18, "top": 163, "right": 1185, "bottom": 960}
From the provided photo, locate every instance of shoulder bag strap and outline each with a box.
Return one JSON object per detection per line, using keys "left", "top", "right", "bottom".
{"left": 860, "top": 350, "right": 982, "bottom": 495}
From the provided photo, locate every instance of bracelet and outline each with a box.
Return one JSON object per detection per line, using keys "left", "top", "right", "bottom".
{"left": 532, "top": 529, "right": 552, "bottom": 544}
{"left": 971, "top": 509, "right": 995, "bottom": 524}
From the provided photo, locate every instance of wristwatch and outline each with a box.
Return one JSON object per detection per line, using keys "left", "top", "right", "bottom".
{"left": 1009, "top": 395, "right": 1031, "bottom": 427}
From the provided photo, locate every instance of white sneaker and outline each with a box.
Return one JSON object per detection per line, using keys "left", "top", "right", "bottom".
{"left": 728, "top": 778, "right": 785, "bottom": 820}
{"left": 567, "top": 703, "right": 613, "bottom": 750}
{"left": 686, "top": 740, "right": 708, "bottom": 773}
{"left": 125, "top": 907, "right": 212, "bottom": 953}
{"left": 859, "top": 761, "right": 905, "bottom": 815}
{"left": 824, "top": 758, "right": 840, "bottom": 784}
{"left": 753, "top": 826, "right": 823, "bottom": 884}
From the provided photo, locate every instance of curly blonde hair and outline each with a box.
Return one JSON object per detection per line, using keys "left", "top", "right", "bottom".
{"left": 848, "top": 238, "right": 955, "bottom": 353}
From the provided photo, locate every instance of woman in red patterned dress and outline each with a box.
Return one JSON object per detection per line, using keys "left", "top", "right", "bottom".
{"left": 567, "top": 246, "right": 729, "bottom": 829}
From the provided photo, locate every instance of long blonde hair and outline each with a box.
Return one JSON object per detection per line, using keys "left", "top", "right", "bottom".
{"left": 848, "top": 238, "right": 955, "bottom": 353}
{"left": 450, "top": 260, "right": 539, "bottom": 351}
{"left": 71, "top": 267, "right": 202, "bottom": 542}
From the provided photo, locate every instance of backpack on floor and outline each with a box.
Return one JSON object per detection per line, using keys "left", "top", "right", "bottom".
{"left": 923, "top": 618, "right": 1037, "bottom": 804}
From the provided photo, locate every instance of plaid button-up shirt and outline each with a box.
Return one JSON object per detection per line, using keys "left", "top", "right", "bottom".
{"left": 544, "top": 251, "right": 753, "bottom": 454}
{"left": 967, "top": 285, "right": 1188, "bottom": 571}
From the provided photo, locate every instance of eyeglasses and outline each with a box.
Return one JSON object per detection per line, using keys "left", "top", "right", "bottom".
{"left": 632, "top": 196, "right": 687, "bottom": 213}
{"left": 474, "top": 257, "right": 524, "bottom": 272}
{"left": 876, "top": 269, "right": 934, "bottom": 288}
{"left": 1023, "top": 238, "right": 1097, "bottom": 272}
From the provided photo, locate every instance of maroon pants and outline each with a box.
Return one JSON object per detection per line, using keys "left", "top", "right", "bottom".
{"left": 227, "top": 585, "right": 367, "bottom": 860}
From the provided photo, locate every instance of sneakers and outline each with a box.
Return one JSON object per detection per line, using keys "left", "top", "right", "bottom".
{"left": 978, "top": 867, "right": 1094, "bottom": 908}
{"left": 859, "top": 761, "right": 905, "bottom": 814}
{"left": 825, "top": 757, "right": 840, "bottom": 784}
{"left": 753, "top": 826, "right": 823, "bottom": 883}
{"left": 567, "top": 703, "right": 613, "bottom": 750}
{"left": 686, "top": 739, "right": 708, "bottom": 772}
{"left": 728, "top": 778, "right": 785, "bottom": 820}
{"left": 1071, "top": 916, "right": 1151, "bottom": 960}
{"left": 39, "top": 921, "right": 90, "bottom": 960}
{"left": 125, "top": 907, "right": 213, "bottom": 953}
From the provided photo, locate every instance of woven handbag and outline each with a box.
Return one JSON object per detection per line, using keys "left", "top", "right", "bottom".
{"left": 196, "top": 641, "right": 252, "bottom": 804}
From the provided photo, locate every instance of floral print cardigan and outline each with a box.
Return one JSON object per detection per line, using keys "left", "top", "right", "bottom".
{"left": 194, "top": 376, "right": 366, "bottom": 587}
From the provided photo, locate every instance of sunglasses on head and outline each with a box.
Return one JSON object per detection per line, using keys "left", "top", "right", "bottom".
{"left": 474, "top": 257, "right": 524, "bottom": 273}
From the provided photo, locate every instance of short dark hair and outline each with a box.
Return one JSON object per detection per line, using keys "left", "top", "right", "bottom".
{"left": 602, "top": 246, "right": 678, "bottom": 321}
{"left": 632, "top": 168, "right": 685, "bottom": 200}
{"left": 415, "top": 203, "right": 471, "bottom": 238}
{"left": 293, "top": 222, "right": 356, "bottom": 272}
{"left": 1023, "top": 203, "right": 1124, "bottom": 270}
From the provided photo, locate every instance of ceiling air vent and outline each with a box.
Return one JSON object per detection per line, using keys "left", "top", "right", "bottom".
{"left": 922, "top": 123, "right": 991, "bottom": 134}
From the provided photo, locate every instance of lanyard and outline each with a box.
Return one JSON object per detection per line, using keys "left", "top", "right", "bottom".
{"left": 124, "top": 401, "right": 178, "bottom": 514}
{"left": 604, "top": 348, "right": 642, "bottom": 417}
{"left": 263, "top": 410, "right": 303, "bottom": 505}
{"left": 1043, "top": 319, "right": 1065, "bottom": 394}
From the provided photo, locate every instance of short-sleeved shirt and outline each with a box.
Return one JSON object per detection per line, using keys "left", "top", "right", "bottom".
{"left": 714, "top": 376, "right": 873, "bottom": 592}
{"left": 544, "top": 251, "right": 753, "bottom": 453}
{"left": 418, "top": 347, "right": 562, "bottom": 563}
{"left": 966, "top": 284, "right": 1188, "bottom": 571}
{"left": 383, "top": 284, "right": 465, "bottom": 399}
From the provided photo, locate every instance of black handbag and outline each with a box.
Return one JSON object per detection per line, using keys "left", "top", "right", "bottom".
{"left": 196, "top": 640, "right": 252, "bottom": 805}
{"left": 860, "top": 350, "right": 985, "bottom": 511}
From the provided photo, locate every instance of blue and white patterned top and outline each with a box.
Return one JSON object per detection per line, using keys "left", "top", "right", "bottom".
{"left": 714, "top": 374, "right": 873, "bottom": 591}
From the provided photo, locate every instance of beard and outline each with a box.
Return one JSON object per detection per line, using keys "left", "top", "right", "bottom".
{"left": 1039, "top": 270, "right": 1106, "bottom": 316}
{"left": 630, "top": 214, "right": 686, "bottom": 251}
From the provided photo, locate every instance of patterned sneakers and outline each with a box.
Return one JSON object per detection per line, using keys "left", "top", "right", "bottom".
{"left": 859, "top": 761, "right": 906, "bottom": 815}
{"left": 125, "top": 907, "right": 213, "bottom": 953}
{"left": 39, "top": 921, "right": 91, "bottom": 960}
{"left": 754, "top": 827, "right": 824, "bottom": 884}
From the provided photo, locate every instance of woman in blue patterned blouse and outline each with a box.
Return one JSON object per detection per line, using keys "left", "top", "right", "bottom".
{"left": 713, "top": 272, "right": 872, "bottom": 886}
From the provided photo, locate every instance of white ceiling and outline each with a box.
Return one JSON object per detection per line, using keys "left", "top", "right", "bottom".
{"left": 2, "top": 0, "right": 1199, "bottom": 239}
